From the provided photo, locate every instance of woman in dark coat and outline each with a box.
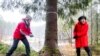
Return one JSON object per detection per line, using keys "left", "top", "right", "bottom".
{"left": 73, "top": 16, "right": 92, "bottom": 56}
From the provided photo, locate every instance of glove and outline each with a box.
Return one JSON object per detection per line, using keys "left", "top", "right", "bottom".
{"left": 73, "top": 36, "right": 77, "bottom": 39}
{"left": 29, "top": 34, "right": 34, "bottom": 37}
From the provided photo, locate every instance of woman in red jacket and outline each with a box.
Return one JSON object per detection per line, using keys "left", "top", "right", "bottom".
{"left": 74, "top": 16, "right": 92, "bottom": 56}
{"left": 6, "top": 15, "right": 33, "bottom": 56}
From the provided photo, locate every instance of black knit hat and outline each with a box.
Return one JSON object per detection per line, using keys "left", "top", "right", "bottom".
{"left": 78, "top": 16, "right": 86, "bottom": 21}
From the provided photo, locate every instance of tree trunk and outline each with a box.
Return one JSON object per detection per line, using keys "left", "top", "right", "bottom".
{"left": 96, "top": 13, "right": 99, "bottom": 44}
{"left": 39, "top": 0, "right": 61, "bottom": 56}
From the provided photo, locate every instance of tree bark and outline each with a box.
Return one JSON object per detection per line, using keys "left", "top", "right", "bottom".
{"left": 46, "top": 0, "right": 57, "bottom": 50}
{"left": 39, "top": 0, "right": 62, "bottom": 56}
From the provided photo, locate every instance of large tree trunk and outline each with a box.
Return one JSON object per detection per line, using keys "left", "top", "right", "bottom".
{"left": 39, "top": 0, "right": 61, "bottom": 56}
{"left": 45, "top": 0, "right": 57, "bottom": 49}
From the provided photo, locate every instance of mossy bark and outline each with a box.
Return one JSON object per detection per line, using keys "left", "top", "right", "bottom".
{"left": 39, "top": 46, "right": 61, "bottom": 56}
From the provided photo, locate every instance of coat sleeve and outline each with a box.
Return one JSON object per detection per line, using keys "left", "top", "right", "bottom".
{"left": 73, "top": 24, "right": 77, "bottom": 37}
{"left": 76, "top": 24, "right": 88, "bottom": 37}
{"left": 20, "top": 23, "right": 32, "bottom": 36}
{"left": 28, "top": 27, "right": 32, "bottom": 34}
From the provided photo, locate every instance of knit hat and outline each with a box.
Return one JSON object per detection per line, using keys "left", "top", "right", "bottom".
{"left": 26, "top": 15, "right": 32, "bottom": 20}
{"left": 78, "top": 16, "right": 86, "bottom": 21}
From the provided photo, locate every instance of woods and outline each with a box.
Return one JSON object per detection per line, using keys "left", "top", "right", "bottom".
{"left": 0, "top": 0, "right": 100, "bottom": 56}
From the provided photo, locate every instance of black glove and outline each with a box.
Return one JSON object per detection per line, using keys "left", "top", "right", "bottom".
{"left": 29, "top": 34, "right": 34, "bottom": 37}
{"left": 73, "top": 36, "right": 77, "bottom": 39}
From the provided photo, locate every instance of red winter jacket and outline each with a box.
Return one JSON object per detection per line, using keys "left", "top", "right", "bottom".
{"left": 13, "top": 21, "right": 32, "bottom": 40}
{"left": 74, "top": 22, "right": 88, "bottom": 48}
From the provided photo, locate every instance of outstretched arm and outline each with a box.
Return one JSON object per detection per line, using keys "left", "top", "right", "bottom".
{"left": 20, "top": 23, "right": 33, "bottom": 37}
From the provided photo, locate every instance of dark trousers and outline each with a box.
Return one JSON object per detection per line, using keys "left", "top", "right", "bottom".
{"left": 76, "top": 47, "right": 92, "bottom": 56}
{"left": 6, "top": 38, "right": 30, "bottom": 56}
